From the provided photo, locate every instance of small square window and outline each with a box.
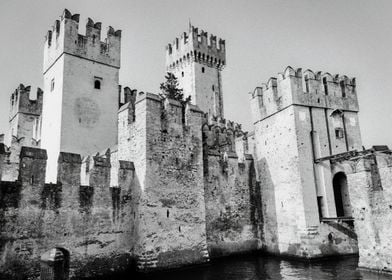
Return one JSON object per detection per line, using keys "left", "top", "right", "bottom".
{"left": 335, "top": 128, "right": 344, "bottom": 139}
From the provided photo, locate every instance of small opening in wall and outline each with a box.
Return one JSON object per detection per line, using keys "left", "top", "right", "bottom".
{"left": 94, "top": 80, "right": 101, "bottom": 89}
{"left": 304, "top": 75, "right": 310, "bottom": 93}
{"left": 167, "top": 209, "right": 170, "bottom": 218}
{"left": 181, "top": 71, "right": 184, "bottom": 77}
{"left": 323, "top": 77, "right": 328, "bottom": 95}
{"left": 31, "top": 175, "right": 34, "bottom": 185}
{"left": 179, "top": 226, "right": 181, "bottom": 232}
{"left": 340, "top": 81, "right": 346, "bottom": 97}
{"left": 212, "top": 85, "right": 215, "bottom": 91}
{"left": 335, "top": 128, "right": 344, "bottom": 139}
{"left": 51, "top": 78, "right": 55, "bottom": 91}
{"left": 202, "top": 67, "right": 205, "bottom": 73}
{"left": 317, "top": 196, "right": 323, "bottom": 219}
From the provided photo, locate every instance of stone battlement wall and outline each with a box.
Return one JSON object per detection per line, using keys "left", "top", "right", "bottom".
{"left": 333, "top": 148, "right": 392, "bottom": 273}
{"left": 251, "top": 66, "right": 358, "bottom": 124}
{"left": 202, "top": 115, "right": 263, "bottom": 257}
{"left": 43, "top": 9, "right": 121, "bottom": 72}
{"left": 202, "top": 115, "right": 248, "bottom": 158}
{"left": 166, "top": 25, "right": 225, "bottom": 70}
{"left": 9, "top": 84, "right": 43, "bottom": 120}
{"left": 117, "top": 91, "right": 210, "bottom": 270}
{"left": 0, "top": 146, "right": 139, "bottom": 279}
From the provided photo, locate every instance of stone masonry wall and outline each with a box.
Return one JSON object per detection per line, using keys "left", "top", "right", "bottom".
{"left": 339, "top": 151, "right": 392, "bottom": 273}
{"left": 202, "top": 116, "right": 262, "bottom": 258}
{"left": 252, "top": 105, "right": 358, "bottom": 258}
{"left": 204, "top": 153, "right": 262, "bottom": 257}
{"left": 0, "top": 147, "right": 138, "bottom": 279}
{"left": 122, "top": 92, "right": 209, "bottom": 271}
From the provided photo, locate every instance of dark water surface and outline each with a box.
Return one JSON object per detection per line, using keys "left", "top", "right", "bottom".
{"left": 111, "top": 255, "right": 392, "bottom": 280}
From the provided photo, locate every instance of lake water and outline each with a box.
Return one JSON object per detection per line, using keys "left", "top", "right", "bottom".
{"left": 114, "top": 255, "right": 392, "bottom": 280}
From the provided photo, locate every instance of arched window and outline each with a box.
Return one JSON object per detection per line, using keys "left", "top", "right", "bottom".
{"left": 94, "top": 79, "right": 101, "bottom": 89}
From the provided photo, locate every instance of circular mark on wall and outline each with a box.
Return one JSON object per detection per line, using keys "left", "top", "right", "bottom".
{"left": 74, "top": 97, "right": 100, "bottom": 128}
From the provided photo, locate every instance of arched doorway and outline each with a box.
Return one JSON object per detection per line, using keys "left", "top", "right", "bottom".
{"left": 332, "top": 172, "right": 352, "bottom": 217}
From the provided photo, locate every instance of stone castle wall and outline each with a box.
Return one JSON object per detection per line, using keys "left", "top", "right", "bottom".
{"left": 0, "top": 147, "right": 138, "bottom": 279}
{"left": 115, "top": 91, "right": 260, "bottom": 270}
{"left": 202, "top": 117, "right": 263, "bottom": 257}
{"left": 116, "top": 92, "right": 210, "bottom": 270}
{"left": 4, "top": 6, "right": 389, "bottom": 277}
{"left": 334, "top": 149, "right": 392, "bottom": 273}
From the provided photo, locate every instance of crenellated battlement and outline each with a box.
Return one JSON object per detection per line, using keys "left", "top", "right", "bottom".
{"left": 202, "top": 115, "right": 251, "bottom": 161}
{"left": 119, "top": 90, "right": 204, "bottom": 134}
{"left": 43, "top": 9, "right": 121, "bottom": 72}
{"left": 166, "top": 25, "right": 226, "bottom": 70}
{"left": 250, "top": 66, "right": 359, "bottom": 123}
{"left": 1, "top": 145, "right": 133, "bottom": 197}
{"left": 9, "top": 84, "right": 43, "bottom": 120}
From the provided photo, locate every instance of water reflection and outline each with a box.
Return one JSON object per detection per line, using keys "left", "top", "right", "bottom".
{"left": 116, "top": 255, "right": 392, "bottom": 280}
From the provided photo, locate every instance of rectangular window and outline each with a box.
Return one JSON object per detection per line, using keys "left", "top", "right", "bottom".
{"left": 323, "top": 77, "right": 328, "bottom": 95}
{"left": 94, "top": 76, "right": 102, "bottom": 89}
{"left": 340, "top": 81, "right": 346, "bottom": 97}
{"left": 33, "top": 118, "right": 41, "bottom": 140}
{"left": 50, "top": 78, "right": 55, "bottom": 91}
{"left": 335, "top": 128, "right": 344, "bottom": 139}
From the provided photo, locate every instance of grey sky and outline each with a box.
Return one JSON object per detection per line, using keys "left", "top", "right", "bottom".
{"left": 0, "top": 0, "right": 391, "bottom": 148}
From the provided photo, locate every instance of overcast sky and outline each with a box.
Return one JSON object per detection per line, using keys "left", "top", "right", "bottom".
{"left": 0, "top": 0, "right": 391, "bottom": 148}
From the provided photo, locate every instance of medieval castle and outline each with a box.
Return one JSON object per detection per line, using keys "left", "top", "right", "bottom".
{"left": 1, "top": 9, "right": 392, "bottom": 279}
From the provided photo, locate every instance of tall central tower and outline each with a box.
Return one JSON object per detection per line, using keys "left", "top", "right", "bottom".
{"left": 166, "top": 25, "right": 225, "bottom": 117}
{"left": 41, "top": 9, "right": 121, "bottom": 182}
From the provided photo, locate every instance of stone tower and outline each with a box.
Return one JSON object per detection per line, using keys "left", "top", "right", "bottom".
{"left": 2, "top": 84, "right": 43, "bottom": 181}
{"left": 165, "top": 25, "right": 225, "bottom": 118}
{"left": 5, "top": 84, "right": 43, "bottom": 148}
{"left": 250, "top": 67, "right": 362, "bottom": 256}
{"left": 41, "top": 9, "right": 121, "bottom": 182}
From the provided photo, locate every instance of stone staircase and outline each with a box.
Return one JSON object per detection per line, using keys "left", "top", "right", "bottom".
{"left": 322, "top": 219, "right": 357, "bottom": 241}
{"left": 299, "top": 225, "right": 319, "bottom": 240}
{"left": 136, "top": 252, "right": 158, "bottom": 270}
{"left": 136, "top": 244, "right": 210, "bottom": 271}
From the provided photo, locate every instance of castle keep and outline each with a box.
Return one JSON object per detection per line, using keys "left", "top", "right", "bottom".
{"left": 1, "top": 8, "right": 392, "bottom": 279}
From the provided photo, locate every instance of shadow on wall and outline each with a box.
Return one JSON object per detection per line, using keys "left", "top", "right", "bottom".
{"left": 256, "top": 157, "right": 279, "bottom": 253}
{"left": 249, "top": 160, "right": 264, "bottom": 243}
